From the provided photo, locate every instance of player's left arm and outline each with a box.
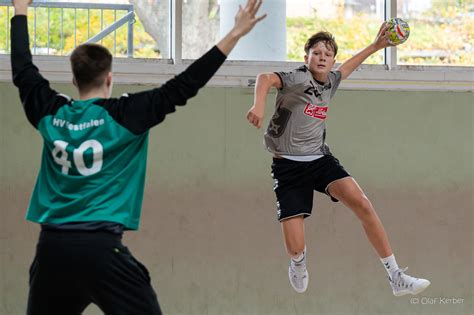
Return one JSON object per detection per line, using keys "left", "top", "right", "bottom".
{"left": 99, "top": 0, "right": 266, "bottom": 135}
{"left": 337, "top": 22, "right": 392, "bottom": 80}
{"left": 11, "top": 1, "right": 64, "bottom": 128}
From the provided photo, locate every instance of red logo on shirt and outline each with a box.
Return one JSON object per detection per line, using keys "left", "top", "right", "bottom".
{"left": 303, "top": 103, "right": 328, "bottom": 120}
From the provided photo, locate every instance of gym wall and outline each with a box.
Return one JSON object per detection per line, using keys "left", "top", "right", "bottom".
{"left": 1, "top": 82, "right": 472, "bottom": 315}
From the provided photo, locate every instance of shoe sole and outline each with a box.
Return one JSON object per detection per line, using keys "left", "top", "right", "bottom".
{"left": 393, "top": 280, "right": 431, "bottom": 297}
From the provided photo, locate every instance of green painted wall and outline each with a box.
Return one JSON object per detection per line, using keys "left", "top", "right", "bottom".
{"left": 1, "top": 82, "right": 472, "bottom": 315}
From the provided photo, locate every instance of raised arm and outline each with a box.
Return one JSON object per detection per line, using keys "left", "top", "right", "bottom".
{"left": 160, "top": 0, "right": 266, "bottom": 103}
{"left": 246, "top": 72, "right": 282, "bottom": 129}
{"left": 11, "top": 0, "right": 66, "bottom": 128}
{"left": 102, "top": 0, "right": 267, "bottom": 134}
{"left": 337, "top": 23, "right": 392, "bottom": 80}
{"left": 163, "top": 0, "right": 266, "bottom": 101}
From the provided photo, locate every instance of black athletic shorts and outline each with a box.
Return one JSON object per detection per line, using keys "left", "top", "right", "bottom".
{"left": 271, "top": 155, "right": 351, "bottom": 221}
{"left": 27, "top": 230, "right": 162, "bottom": 315}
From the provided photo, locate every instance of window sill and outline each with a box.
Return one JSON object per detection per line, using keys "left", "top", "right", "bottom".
{"left": 1, "top": 55, "right": 472, "bottom": 91}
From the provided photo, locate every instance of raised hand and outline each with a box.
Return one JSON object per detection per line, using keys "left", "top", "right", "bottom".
{"left": 372, "top": 22, "right": 394, "bottom": 50}
{"left": 12, "top": 0, "right": 32, "bottom": 4}
{"left": 12, "top": 0, "right": 32, "bottom": 16}
{"left": 231, "top": 0, "right": 267, "bottom": 38}
{"left": 217, "top": 0, "right": 267, "bottom": 56}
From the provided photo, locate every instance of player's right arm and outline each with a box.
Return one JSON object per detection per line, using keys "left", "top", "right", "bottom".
{"left": 246, "top": 72, "right": 282, "bottom": 129}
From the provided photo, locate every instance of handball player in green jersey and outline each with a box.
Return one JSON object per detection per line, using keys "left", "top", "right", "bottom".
{"left": 11, "top": 0, "right": 266, "bottom": 314}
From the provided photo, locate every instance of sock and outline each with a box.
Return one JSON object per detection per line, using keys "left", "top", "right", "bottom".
{"left": 380, "top": 254, "right": 399, "bottom": 276}
{"left": 291, "top": 246, "right": 306, "bottom": 266}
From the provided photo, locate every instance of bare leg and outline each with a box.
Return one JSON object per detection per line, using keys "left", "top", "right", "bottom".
{"left": 327, "top": 177, "right": 392, "bottom": 258}
{"left": 281, "top": 215, "right": 309, "bottom": 293}
{"left": 328, "top": 177, "right": 431, "bottom": 295}
{"left": 281, "top": 215, "right": 305, "bottom": 257}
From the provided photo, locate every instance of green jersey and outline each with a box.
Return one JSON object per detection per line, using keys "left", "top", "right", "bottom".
{"left": 11, "top": 15, "right": 227, "bottom": 230}
{"left": 29, "top": 98, "right": 149, "bottom": 230}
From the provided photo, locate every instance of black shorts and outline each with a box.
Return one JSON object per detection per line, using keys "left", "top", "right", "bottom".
{"left": 271, "top": 155, "right": 351, "bottom": 221}
{"left": 27, "top": 230, "right": 162, "bottom": 315}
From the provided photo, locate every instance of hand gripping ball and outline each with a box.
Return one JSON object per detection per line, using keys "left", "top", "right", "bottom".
{"left": 386, "top": 18, "right": 410, "bottom": 45}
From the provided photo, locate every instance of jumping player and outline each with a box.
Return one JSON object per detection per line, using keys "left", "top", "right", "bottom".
{"left": 246, "top": 24, "right": 430, "bottom": 295}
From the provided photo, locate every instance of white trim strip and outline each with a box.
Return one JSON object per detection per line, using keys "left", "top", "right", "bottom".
{"left": 171, "top": 0, "right": 182, "bottom": 64}
{"left": 1, "top": 55, "right": 473, "bottom": 91}
{"left": 279, "top": 213, "right": 311, "bottom": 222}
{"left": 384, "top": 0, "right": 397, "bottom": 70}
{"left": 324, "top": 176, "right": 352, "bottom": 198}
{"left": 56, "top": 93, "right": 71, "bottom": 101}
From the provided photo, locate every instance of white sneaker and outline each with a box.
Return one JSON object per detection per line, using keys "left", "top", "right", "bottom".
{"left": 288, "top": 261, "right": 309, "bottom": 293}
{"left": 389, "top": 267, "right": 431, "bottom": 296}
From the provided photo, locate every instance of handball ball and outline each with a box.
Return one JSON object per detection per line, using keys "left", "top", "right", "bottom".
{"left": 386, "top": 18, "right": 410, "bottom": 45}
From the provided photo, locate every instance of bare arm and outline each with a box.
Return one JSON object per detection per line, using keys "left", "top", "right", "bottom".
{"left": 246, "top": 72, "right": 282, "bottom": 129}
{"left": 337, "top": 23, "right": 392, "bottom": 80}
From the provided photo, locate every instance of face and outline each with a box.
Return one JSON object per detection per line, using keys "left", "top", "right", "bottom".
{"left": 304, "top": 41, "right": 336, "bottom": 79}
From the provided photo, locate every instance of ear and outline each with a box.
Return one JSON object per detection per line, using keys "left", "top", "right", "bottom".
{"left": 72, "top": 77, "right": 78, "bottom": 88}
{"left": 106, "top": 72, "right": 113, "bottom": 87}
{"left": 304, "top": 54, "right": 308, "bottom": 64}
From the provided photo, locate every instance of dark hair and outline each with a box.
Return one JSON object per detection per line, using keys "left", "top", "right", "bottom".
{"left": 70, "top": 43, "right": 112, "bottom": 92}
{"left": 304, "top": 31, "right": 338, "bottom": 56}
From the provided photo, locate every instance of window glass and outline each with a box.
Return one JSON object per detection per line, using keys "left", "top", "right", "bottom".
{"left": 397, "top": 0, "right": 474, "bottom": 66}
{"left": 182, "top": 0, "right": 385, "bottom": 63}
{"left": 0, "top": 0, "right": 169, "bottom": 58}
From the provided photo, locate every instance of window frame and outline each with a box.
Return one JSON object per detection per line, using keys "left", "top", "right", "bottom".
{"left": 0, "top": 0, "right": 472, "bottom": 91}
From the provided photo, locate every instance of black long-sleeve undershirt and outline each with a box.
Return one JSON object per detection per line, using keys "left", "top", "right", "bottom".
{"left": 10, "top": 14, "right": 228, "bottom": 233}
{"left": 11, "top": 15, "right": 228, "bottom": 134}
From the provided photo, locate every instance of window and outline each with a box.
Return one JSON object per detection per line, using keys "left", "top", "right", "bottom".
{"left": 182, "top": 0, "right": 385, "bottom": 63}
{"left": 181, "top": 0, "right": 219, "bottom": 59}
{"left": 2, "top": 0, "right": 473, "bottom": 67}
{"left": 397, "top": 0, "right": 474, "bottom": 66}
{"left": 0, "top": 0, "right": 168, "bottom": 58}
{"left": 287, "top": 0, "right": 385, "bottom": 64}
{"left": 128, "top": 0, "right": 170, "bottom": 58}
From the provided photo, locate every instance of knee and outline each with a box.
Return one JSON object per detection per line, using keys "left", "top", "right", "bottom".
{"left": 352, "top": 195, "right": 375, "bottom": 222}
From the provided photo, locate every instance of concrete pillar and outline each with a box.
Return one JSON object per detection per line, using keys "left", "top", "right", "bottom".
{"left": 219, "top": 0, "right": 286, "bottom": 61}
